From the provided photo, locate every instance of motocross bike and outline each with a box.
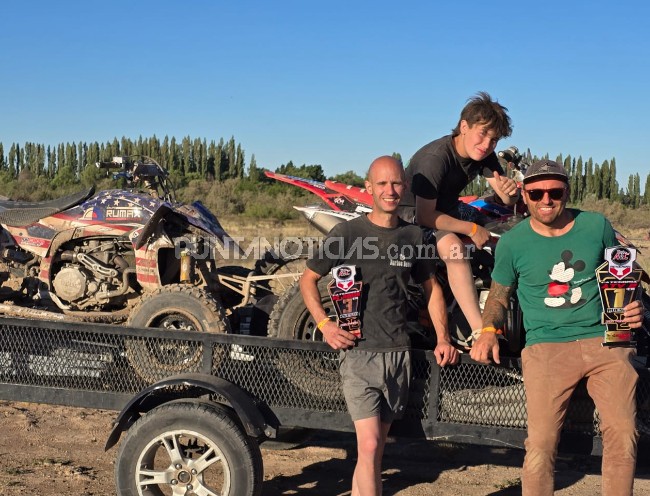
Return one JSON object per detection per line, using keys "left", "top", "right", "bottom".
{"left": 262, "top": 147, "right": 650, "bottom": 396}
{"left": 0, "top": 156, "right": 286, "bottom": 382}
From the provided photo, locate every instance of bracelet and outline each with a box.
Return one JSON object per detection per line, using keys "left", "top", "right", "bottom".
{"left": 316, "top": 317, "right": 331, "bottom": 330}
{"left": 469, "top": 223, "right": 478, "bottom": 237}
{"left": 481, "top": 326, "right": 504, "bottom": 335}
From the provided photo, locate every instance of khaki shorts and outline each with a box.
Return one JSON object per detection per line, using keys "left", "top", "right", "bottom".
{"left": 339, "top": 349, "right": 411, "bottom": 423}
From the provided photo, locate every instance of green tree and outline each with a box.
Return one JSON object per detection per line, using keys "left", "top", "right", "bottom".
{"left": 248, "top": 154, "right": 260, "bottom": 182}
{"left": 585, "top": 158, "right": 594, "bottom": 197}
{"left": 633, "top": 173, "right": 641, "bottom": 208}
{"left": 600, "top": 160, "right": 610, "bottom": 199}
{"left": 235, "top": 143, "right": 245, "bottom": 178}
{"left": 181, "top": 136, "right": 191, "bottom": 175}
{"left": 609, "top": 158, "right": 618, "bottom": 202}
{"left": 276, "top": 161, "right": 326, "bottom": 182}
{"left": 330, "top": 170, "right": 365, "bottom": 187}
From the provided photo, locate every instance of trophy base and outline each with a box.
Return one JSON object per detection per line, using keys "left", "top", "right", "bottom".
{"left": 602, "top": 341, "right": 636, "bottom": 348}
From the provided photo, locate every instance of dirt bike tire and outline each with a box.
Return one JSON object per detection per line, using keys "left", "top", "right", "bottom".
{"left": 125, "top": 284, "right": 230, "bottom": 383}
{"left": 266, "top": 277, "right": 343, "bottom": 400}
{"left": 114, "top": 401, "right": 263, "bottom": 496}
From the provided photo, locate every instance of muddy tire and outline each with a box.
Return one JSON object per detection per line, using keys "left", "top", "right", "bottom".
{"left": 267, "top": 277, "right": 342, "bottom": 399}
{"left": 125, "top": 284, "right": 229, "bottom": 383}
{"left": 115, "top": 401, "right": 263, "bottom": 496}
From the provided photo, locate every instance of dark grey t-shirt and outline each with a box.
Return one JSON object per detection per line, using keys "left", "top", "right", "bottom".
{"left": 400, "top": 135, "right": 503, "bottom": 218}
{"left": 307, "top": 214, "right": 437, "bottom": 352}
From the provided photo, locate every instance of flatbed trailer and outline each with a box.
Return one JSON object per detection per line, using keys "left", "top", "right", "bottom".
{"left": 0, "top": 315, "right": 648, "bottom": 495}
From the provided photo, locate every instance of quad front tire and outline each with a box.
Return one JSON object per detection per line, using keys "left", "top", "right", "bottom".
{"left": 125, "top": 285, "right": 229, "bottom": 383}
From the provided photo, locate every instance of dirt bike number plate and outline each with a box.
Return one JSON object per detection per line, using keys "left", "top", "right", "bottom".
{"left": 328, "top": 265, "right": 363, "bottom": 339}
{"left": 596, "top": 246, "right": 643, "bottom": 347}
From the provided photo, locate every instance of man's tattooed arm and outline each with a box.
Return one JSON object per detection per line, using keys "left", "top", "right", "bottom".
{"left": 482, "top": 281, "right": 514, "bottom": 331}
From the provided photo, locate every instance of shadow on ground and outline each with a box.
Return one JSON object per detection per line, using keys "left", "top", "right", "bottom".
{"left": 263, "top": 431, "right": 650, "bottom": 495}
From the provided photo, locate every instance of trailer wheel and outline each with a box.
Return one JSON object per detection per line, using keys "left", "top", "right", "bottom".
{"left": 125, "top": 285, "right": 229, "bottom": 383}
{"left": 115, "top": 401, "right": 263, "bottom": 496}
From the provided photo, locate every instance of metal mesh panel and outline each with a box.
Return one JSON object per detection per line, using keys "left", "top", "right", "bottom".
{"left": 0, "top": 321, "right": 147, "bottom": 393}
{"left": 211, "top": 342, "right": 348, "bottom": 412}
{"left": 438, "top": 361, "right": 526, "bottom": 429}
{"left": 210, "top": 344, "right": 432, "bottom": 419}
{"left": 0, "top": 316, "right": 648, "bottom": 446}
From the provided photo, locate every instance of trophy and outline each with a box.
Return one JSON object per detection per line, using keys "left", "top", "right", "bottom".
{"left": 595, "top": 246, "right": 643, "bottom": 347}
{"left": 327, "top": 264, "right": 363, "bottom": 339}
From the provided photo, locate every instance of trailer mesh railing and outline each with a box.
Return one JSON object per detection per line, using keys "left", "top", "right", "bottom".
{"left": 1, "top": 316, "right": 648, "bottom": 442}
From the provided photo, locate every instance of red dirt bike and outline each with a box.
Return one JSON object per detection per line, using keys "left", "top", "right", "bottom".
{"left": 262, "top": 147, "right": 650, "bottom": 360}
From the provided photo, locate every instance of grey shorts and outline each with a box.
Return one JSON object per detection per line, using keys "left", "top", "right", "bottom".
{"left": 339, "top": 349, "right": 411, "bottom": 423}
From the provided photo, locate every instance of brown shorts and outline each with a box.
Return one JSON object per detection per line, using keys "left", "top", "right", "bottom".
{"left": 339, "top": 349, "right": 411, "bottom": 423}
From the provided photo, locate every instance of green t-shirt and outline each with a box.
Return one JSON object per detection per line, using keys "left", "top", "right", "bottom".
{"left": 491, "top": 210, "right": 618, "bottom": 346}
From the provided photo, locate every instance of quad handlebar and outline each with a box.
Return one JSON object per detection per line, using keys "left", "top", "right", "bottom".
{"left": 95, "top": 155, "right": 175, "bottom": 202}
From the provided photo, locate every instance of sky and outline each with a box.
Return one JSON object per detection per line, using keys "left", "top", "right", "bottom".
{"left": 1, "top": 1, "right": 649, "bottom": 186}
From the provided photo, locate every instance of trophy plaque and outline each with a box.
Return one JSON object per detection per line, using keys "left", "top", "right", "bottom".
{"left": 327, "top": 264, "right": 363, "bottom": 339}
{"left": 595, "top": 246, "right": 643, "bottom": 347}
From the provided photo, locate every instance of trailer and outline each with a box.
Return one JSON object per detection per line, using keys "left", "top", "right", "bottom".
{"left": 0, "top": 315, "right": 648, "bottom": 495}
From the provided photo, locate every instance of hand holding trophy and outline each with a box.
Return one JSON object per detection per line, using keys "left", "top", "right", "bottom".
{"left": 596, "top": 246, "right": 643, "bottom": 347}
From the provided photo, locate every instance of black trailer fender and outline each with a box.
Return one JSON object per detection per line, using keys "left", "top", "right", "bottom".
{"left": 105, "top": 372, "right": 276, "bottom": 450}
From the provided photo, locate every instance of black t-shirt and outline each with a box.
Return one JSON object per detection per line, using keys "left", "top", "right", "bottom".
{"left": 401, "top": 135, "right": 504, "bottom": 215}
{"left": 307, "top": 214, "right": 437, "bottom": 352}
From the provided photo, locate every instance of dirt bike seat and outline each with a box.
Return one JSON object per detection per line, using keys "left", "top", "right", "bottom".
{"left": 0, "top": 186, "right": 95, "bottom": 226}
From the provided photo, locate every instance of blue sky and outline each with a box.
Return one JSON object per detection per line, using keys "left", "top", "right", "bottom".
{"left": 1, "top": 1, "right": 649, "bottom": 186}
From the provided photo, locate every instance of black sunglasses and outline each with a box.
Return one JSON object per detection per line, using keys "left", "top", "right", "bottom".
{"left": 524, "top": 188, "right": 566, "bottom": 202}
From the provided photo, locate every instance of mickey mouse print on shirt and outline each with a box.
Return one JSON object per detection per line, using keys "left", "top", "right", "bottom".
{"left": 544, "top": 250, "right": 587, "bottom": 308}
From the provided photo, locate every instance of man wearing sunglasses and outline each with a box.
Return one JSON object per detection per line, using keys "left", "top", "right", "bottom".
{"left": 470, "top": 159, "right": 645, "bottom": 495}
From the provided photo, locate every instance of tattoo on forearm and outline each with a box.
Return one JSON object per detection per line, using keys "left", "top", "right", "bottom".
{"left": 482, "top": 282, "right": 513, "bottom": 329}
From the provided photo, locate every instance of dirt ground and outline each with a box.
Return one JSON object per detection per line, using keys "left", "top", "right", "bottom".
{"left": 0, "top": 401, "right": 649, "bottom": 495}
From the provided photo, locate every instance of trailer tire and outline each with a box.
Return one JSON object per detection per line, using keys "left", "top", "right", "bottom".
{"left": 115, "top": 401, "right": 263, "bottom": 496}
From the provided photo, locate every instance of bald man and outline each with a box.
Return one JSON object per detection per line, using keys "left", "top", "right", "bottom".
{"left": 301, "top": 156, "right": 458, "bottom": 496}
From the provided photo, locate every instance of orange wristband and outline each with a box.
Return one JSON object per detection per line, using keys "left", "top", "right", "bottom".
{"left": 469, "top": 223, "right": 478, "bottom": 237}
{"left": 316, "top": 317, "right": 331, "bottom": 331}
{"left": 481, "top": 326, "right": 503, "bottom": 335}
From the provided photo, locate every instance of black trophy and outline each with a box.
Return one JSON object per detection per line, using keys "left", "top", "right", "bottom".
{"left": 327, "top": 264, "right": 363, "bottom": 339}
{"left": 595, "top": 246, "right": 643, "bottom": 347}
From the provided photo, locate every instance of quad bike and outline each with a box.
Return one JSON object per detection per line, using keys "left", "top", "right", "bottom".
{"left": 0, "top": 155, "right": 296, "bottom": 382}
{"left": 262, "top": 147, "right": 650, "bottom": 396}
